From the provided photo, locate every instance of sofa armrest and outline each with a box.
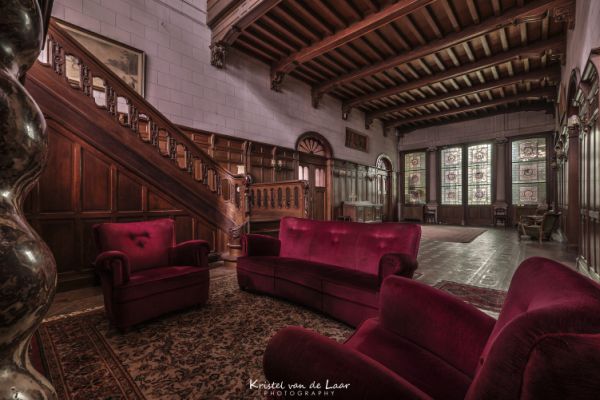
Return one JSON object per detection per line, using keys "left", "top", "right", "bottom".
{"left": 378, "top": 252, "right": 418, "bottom": 284}
{"left": 380, "top": 276, "right": 496, "bottom": 377}
{"left": 241, "top": 234, "right": 281, "bottom": 257}
{"left": 94, "top": 251, "right": 130, "bottom": 286}
{"left": 264, "top": 326, "right": 430, "bottom": 400}
{"left": 169, "top": 240, "right": 210, "bottom": 267}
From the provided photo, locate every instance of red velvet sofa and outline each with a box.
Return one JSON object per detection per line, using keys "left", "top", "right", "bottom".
{"left": 93, "top": 218, "right": 210, "bottom": 330}
{"left": 264, "top": 257, "right": 600, "bottom": 399}
{"left": 237, "top": 217, "right": 421, "bottom": 327}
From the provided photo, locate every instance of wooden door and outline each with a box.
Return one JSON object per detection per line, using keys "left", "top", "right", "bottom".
{"left": 299, "top": 163, "right": 326, "bottom": 220}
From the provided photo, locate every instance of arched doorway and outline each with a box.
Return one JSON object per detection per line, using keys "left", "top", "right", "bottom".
{"left": 376, "top": 154, "right": 394, "bottom": 221}
{"left": 296, "top": 132, "right": 332, "bottom": 220}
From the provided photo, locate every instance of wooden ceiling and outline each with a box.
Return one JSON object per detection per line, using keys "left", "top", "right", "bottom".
{"left": 208, "top": 0, "right": 575, "bottom": 134}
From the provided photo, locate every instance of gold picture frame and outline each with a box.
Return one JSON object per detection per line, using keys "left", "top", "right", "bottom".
{"left": 57, "top": 20, "right": 146, "bottom": 97}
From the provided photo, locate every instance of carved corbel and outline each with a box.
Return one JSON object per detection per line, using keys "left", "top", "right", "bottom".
{"left": 552, "top": 3, "right": 576, "bottom": 30}
{"left": 210, "top": 41, "right": 227, "bottom": 69}
{"left": 342, "top": 104, "right": 351, "bottom": 120}
{"left": 270, "top": 71, "right": 285, "bottom": 92}
{"left": 365, "top": 115, "right": 374, "bottom": 130}
{"left": 311, "top": 89, "right": 323, "bottom": 108}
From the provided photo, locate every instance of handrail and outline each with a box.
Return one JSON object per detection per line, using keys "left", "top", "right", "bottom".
{"left": 39, "top": 18, "right": 246, "bottom": 227}
{"left": 249, "top": 180, "right": 309, "bottom": 221}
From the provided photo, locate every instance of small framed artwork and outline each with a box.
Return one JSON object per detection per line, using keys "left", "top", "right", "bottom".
{"left": 345, "top": 128, "right": 368, "bottom": 152}
{"left": 57, "top": 20, "right": 146, "bottom": 97}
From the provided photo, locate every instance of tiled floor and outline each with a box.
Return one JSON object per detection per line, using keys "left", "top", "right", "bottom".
{"left": 47, "top": 227, "right": 577, "bottom": 318}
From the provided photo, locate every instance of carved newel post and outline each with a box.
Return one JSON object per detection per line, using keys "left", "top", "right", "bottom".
{"left": 0, "top": 1, "right": 57, "bottom": 399}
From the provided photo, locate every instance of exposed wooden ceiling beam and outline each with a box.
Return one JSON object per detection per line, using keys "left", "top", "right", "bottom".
{"left": 394, "top": 103, "right": 554, "bottom": 134}
{"left": 341, "top": 36, "right": 564, "bottom": 113}
{"left": 314, "top": 0, "right": 571, "bottom": 98}
{"left": 366, "top": 66, "right": 560, "bottom": 124}
{"left": 210, "top": 0, "right": 282, "bottom": 67}
{"left": 385, "top": 88, "right": 556, "bottom": 129}
{"left": 270, "top": 0, "right": 434, "bottom": 80}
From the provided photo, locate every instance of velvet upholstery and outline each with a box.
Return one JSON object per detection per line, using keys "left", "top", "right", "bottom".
{"left": 264, "top": 257, "right": 600, "bottom": 399}
{"left": 93, "top": 219, "right": 210, "bottom": 330}
{"left": 238, "top": 217, "right": 421, "bottom": 327}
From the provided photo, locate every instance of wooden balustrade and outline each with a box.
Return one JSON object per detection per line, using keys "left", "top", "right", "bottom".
{"left": 249, "top": 180, "right": 309, "bottom": 223}
{"left": 35, "top": 19, "right": 246, "bottom": 231}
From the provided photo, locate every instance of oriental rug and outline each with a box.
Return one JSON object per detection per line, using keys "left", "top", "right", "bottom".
{"left": 434, "top": 280, "right": 507, "bottom": 313}
{"left": 421, "top": 225, "right": 487, "bottom": 243}
{"left": 31, "top": 274, "right": 353, "bottom": 400}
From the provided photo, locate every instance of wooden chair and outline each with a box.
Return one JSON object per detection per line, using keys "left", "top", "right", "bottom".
{"left": 493, "top": 206, "right": 509, "bottom": 227}
{"left": 518, "top": 211, "right": 561, "bottom": 244}
{"left": 423, "top": 205, "right": 437, "bottom": 224}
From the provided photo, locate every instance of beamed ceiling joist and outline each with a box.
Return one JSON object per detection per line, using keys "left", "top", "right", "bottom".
{"left": 312, "top": 0, "right": 572, "bottom": 97}
{"left": 365, "top": 66, "right": 560, "bottom": 126}
{"left": 344, "top": 36, "right": 564, "bottom": 110}
{"left": 385, "top": 87, "right": 556, "bottom": 129}
{"left": 208, "top": 0, "right": 575, "bottom": 134}
{"left": 271, "top": 0, "right": 435, "bottom": 76}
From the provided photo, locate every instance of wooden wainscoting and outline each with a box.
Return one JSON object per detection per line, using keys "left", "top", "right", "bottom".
{"left": 25, "top": 120, "right": 224, "bottom": 291}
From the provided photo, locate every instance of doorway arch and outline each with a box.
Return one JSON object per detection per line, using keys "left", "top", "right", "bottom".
{"left": 296, "top": 132, "right": 332, "bottom": 220}
{"left": 375, "top": 154, "right": 394, "bottom": 221}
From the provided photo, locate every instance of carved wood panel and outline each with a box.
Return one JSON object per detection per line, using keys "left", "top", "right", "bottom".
{"left": 25, "top": 120, "right": 223, "bottom": 291}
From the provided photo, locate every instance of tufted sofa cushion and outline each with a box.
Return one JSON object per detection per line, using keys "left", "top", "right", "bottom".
{"left": 279, "top": 217, "right": 421, "bottom": 276}
{"left": 94, "top": 218, "right": 174, "bottom": 272}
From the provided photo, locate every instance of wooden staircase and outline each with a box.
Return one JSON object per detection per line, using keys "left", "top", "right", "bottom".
{"left": 26, "top": 20, "right": 248, "bottom": 272}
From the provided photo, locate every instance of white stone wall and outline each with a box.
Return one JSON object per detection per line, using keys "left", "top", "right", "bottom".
{"left": 398, "top": 110, "right": 555, "bottom": 151}
{"left": 50, "top": 0, "right": 397, "bottom": 168}
{"left": 562, "top": 0, "right": 600, "bottom": 88}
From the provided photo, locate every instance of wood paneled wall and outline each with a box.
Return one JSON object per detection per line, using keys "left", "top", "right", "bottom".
{"left": 25, "top": 120, "right": 223, "bottom": 291}
{"left": 332, "top": 160, "right": 397, "bottom": 221}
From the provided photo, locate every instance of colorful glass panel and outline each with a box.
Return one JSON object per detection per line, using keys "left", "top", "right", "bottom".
{"left": 467, "top": 143, "right": 492, "bottom": 205}
{"left": 511, "top": 138, "right": 547, "bottom": 205}
{"left": 404, "top": 151, "right": 426, "bottom": 205}
{"left": 441, "top": 147, "right": 463, "bottom": 205}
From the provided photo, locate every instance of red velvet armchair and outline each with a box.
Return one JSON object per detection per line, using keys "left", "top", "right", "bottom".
{"left": 264, "top": 257, "right": 600, "bottom": 399}
{"left": 93, "top": 218, "right": 210, "bottom": 330}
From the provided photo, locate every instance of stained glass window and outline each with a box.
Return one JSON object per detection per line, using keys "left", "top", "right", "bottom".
{"left": 404, "top": 151, "right": 426, "bottom": 205}
{"left": 467, "top": 143, "right": 492, "bottom": 205}
{"left": 441, "top": 147, "right": 463, "bottom": 205}
{"left": 511, "top": 138, "right": 547, "bottom": 205}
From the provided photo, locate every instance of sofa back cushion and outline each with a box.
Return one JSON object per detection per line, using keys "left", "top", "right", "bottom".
{"left": 278, "top": 217, "right": 421, "bottom": 276}
{"left": 466, "top": 257, "right": 600, "bottom": 399}
{"left": 94, "top": 219, "right": 174, "bottom": 272}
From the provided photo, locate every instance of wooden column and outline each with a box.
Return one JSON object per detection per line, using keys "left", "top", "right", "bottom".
{"left": 566, "top": 121, "right": 580, "bottom": 249}
{"left": 426, "top": 146, "right": 438, "bottom": 206}
{"left": 494, "top": 137, "right": 508, "bottom": 206}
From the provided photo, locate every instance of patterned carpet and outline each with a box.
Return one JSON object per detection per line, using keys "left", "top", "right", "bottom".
{"left": 31, "top": 275, "right": 506, "bottom": 399}
{"left": 421, "top": 225, "right": 487, "bottom": 243}
{"left": 435, "top": 280, "right": 507, "bottom": 313}
{"left": 32, "top": 275, "right": 353, "bottom": 400}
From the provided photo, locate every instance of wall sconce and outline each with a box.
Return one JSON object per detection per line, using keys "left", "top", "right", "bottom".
{"left": 271, "top": 159, "right": 283, "bottom": 171}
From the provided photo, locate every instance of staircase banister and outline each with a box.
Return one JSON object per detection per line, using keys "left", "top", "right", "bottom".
{"left": 47, "top": 19, "right": 240, "bottom": 183}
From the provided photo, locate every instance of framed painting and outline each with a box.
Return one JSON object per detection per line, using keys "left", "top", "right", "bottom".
{"left": 345, "top": 128, "right": 368, "bottom": 152}
{"left": 57, "top": 20, "right": 146, "bottom": 97}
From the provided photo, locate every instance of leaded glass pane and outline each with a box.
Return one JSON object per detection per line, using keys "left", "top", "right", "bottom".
{"left": 511, "top": 138, "right": 547, "bottom": 205}
{"left": 404, "top": 151, "right": 426, "bottom": 205}
{"left": 467, "top": 143, "right": 492, "bottom": 205}
{"left": 441, "top": 147, "right": 463, "bottom": 205}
